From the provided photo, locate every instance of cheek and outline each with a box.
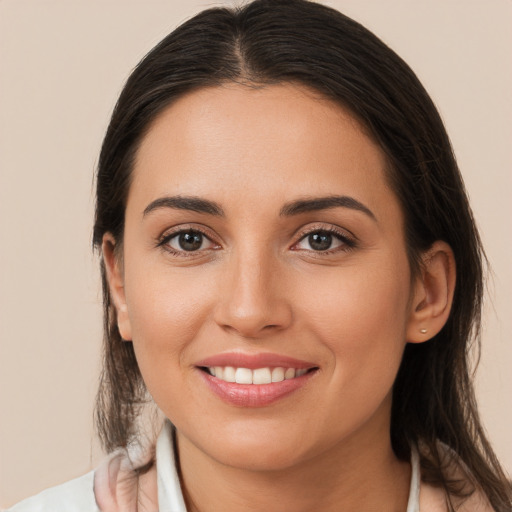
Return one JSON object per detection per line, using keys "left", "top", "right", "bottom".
{"left": 122, "top": 259, "right": 216, "bottom": 386}
{"left": 297, "top": 255, "right": 411, "bottom": 385}
{"left": 126, "top": 250, "right": 216, "bottom": 328}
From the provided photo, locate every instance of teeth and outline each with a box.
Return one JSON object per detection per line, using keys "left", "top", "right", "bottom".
{"left": 253, "top": 368, "right": 272, "bottom": 385}
{"left": 284, "top": 368, "right": 296, "bottom": 380}
{"left": 271, "top": 367, "right": 285, "bottom": 382}
{"left": 223, "top": 366, "right": 236, "bottom": 382}
{"left": 207, "top": 366, "right": 311, "bottom": 384}
{"left": 235, "top": 367, "right": 253, "bottom": 384}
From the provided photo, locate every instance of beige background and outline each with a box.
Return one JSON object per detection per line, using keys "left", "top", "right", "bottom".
{"left": 0, "top": 0, "right": 510, "bottom": 507}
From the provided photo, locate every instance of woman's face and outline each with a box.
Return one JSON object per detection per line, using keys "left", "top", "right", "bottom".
{"left": 111, "top": 84, "right": 419, "bottom": 471}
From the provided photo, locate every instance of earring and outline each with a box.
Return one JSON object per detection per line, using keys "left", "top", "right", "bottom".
{"left": 420, "top": 328, "right": 428, "bottom": 334}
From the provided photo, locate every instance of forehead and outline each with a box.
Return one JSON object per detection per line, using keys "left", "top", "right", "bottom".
{"left": 130, "top": 83, "right": 399, "bottom": 220}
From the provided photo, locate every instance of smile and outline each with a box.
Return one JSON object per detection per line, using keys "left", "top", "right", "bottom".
{"left": 195, "top": 352, "right": 318, "bottom": 407}
{"left": 206, "top": 366, "right": 310, "bottom": 384}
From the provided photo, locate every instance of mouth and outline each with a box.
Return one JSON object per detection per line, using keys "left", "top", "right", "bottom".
{"left": 195, "top": 352, "right": 319, "bottom": 407}
{"left": 199, "top": 366, "right": 314, "bottom": 384}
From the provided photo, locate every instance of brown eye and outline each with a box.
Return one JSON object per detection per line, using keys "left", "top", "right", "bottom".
{"left": 295, "top": 230, "right": 346, "bottom": 252}
{"left": 308, "top": 232, "right": 334, "bottom": 251}
{"left": 177, "top": 231, "right": 204, "bottom": 251}
{"left": 162, "top": 229, "right": 217, "bottom": 253}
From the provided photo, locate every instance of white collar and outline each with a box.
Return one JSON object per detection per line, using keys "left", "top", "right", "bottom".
{"left": 156, "top": 420, "right": 187, "bottom": 512}
{"left": 155, "top": 421, "right": 421, "bottom": 512}
{"left": 407, "top": 445, "right": 421, "bottom": 512}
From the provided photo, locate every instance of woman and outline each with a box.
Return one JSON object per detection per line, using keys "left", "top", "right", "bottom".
{"left": 6, "top": 0, "right": 511, "bottom": 510}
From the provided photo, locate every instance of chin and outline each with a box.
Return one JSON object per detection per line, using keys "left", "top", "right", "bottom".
{"left": 211, "top": 439, "right": 310, "bottom": 472}
{"left": 178, "top": 417, "right": 318, "bottom": 472}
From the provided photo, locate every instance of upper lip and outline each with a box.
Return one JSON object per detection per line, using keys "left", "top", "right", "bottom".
{"left": 195, "top": 351, "right": 317, "bottom": 370}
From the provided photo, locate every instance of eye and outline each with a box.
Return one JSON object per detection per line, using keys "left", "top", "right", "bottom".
{"left": 293, "top": 228, "right": 355, "bottom": 253}
{"left": 159, "top": 228, "right": 219, "bottom": 254}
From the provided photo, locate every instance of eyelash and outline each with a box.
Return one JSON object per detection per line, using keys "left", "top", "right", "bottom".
{"left": 156, "top": 224, "right": 357, "bottom": 257}
{"left": 292, "top": 226, "right": 357, "bottom": 255}
{"left": 156, "top": 225, "right": 219, "bottom": 257}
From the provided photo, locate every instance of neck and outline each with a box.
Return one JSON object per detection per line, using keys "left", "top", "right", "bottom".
{"left": 176, "top": 403, "right": 411, "bottom": 512}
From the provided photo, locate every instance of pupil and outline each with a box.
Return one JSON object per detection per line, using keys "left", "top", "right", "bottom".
{"left": 179, "top": 231, "right": 202, "bottom": 251}
{"left": 309, "top": 232, "right": 332, "bottom": 251}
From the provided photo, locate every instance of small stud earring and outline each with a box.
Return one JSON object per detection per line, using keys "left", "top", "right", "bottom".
{"left": 420, "top": 328, "right": 428, "bottom": 334}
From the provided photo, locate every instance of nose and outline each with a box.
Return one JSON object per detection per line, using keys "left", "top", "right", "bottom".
{"left": 213, "top": 249, "right": 293, "bottom": 339}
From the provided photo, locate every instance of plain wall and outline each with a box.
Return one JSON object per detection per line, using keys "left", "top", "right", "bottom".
{"left": 0, "top": 0, "right": 510, "bottom": 506}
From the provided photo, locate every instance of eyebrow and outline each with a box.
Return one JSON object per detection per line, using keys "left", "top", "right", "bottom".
{"left": 279, "top": 195, "right": 376, "bottom": 220}
{"left": 142, "top": 194, "right": 375, "bottom": 221}
{"left": 143, "top": 196, "right": 225, "bottom": 217}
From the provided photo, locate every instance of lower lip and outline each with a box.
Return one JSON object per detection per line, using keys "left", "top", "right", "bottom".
{"left": 198, "top": 369, "right": 316, "bottom": 407}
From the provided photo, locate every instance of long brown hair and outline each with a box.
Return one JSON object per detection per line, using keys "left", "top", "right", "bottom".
{"left": 92, "top": 1, "right": 511, "bottom": 509}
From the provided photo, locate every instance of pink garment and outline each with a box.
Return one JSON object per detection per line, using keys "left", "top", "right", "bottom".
{"left": 94, "top": 445, "right": 157, "bottom": 512}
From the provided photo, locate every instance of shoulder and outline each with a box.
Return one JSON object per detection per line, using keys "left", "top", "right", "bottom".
{"left": 5, "top": 440, "right": 158, "bottom": 512}
{"left": 420, "top": 481, "right": 494, "bottom": 512}
{"left": 5, "top": 471, "right": 99, "bottom": 512}
{"left": 418, "top": 442, "right": 495, "bottom": 512}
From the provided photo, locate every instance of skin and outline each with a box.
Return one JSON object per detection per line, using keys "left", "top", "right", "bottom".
{"left": 104, "top": 83, "right": 455, "bottom": 512}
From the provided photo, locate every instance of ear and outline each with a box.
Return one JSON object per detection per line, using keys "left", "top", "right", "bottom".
{"left": 406, "top": 241, "right": 456, "bottom": 343}
{"left": 102, "top": 233, "right": 132, "bottom": 341}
